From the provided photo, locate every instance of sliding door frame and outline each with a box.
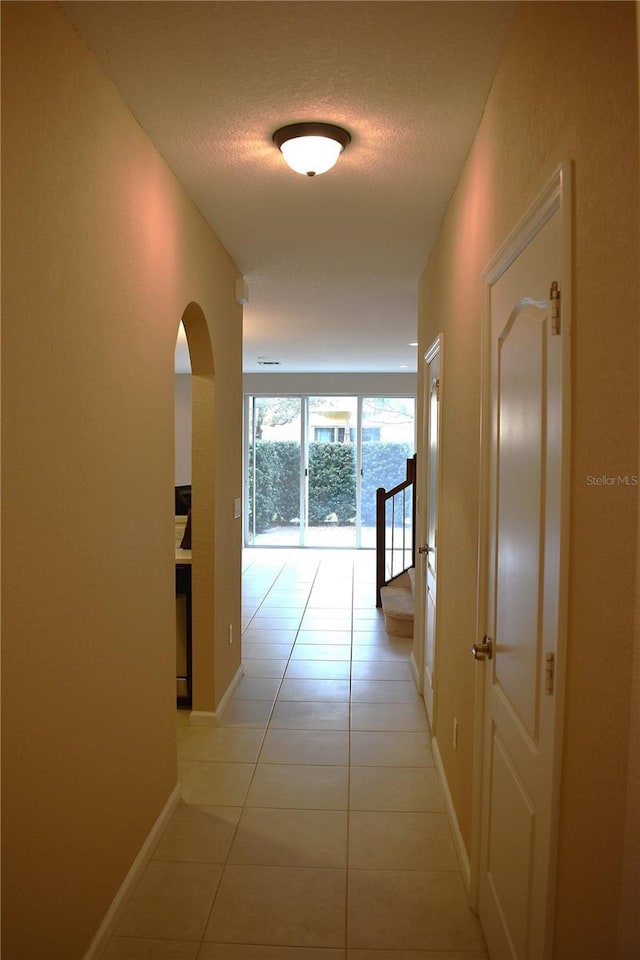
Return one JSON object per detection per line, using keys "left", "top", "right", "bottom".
{"left": 244, "top": 392, "right": 415, "bottom": 548}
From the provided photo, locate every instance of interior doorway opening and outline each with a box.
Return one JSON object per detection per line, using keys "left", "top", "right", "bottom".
{"left": 174, "top": 304, "right": 216, "bottom": 712}
{"left": 174, "top": 321, "right": 192, "bottom": 707}
{"left": 244, "top": 394, "right": 416, "bottom": 548}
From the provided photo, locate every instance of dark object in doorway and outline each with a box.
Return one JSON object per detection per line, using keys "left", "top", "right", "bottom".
{"left": 180, "top": 510, "right": 191, "bottom": 550}
{"left": 175, "top": 485, "right": 191, "bottom": 516}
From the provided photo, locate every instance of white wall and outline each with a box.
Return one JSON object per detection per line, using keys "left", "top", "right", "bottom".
{"left": 244, "top": 371, "right": 417, "bottom": 396}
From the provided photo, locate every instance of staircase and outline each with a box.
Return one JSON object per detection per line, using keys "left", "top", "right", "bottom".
{"left": 376, "top": 454, "right": 416, "bottom": 637}
{"left": 380, "top": 567, "right": 415, "bottom": 638}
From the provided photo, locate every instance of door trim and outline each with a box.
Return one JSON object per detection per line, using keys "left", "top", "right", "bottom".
{"left": 470, "top": 161, "right": 573, "bottom": 929}
{"left": 413, "top": 334, "right": 442, "bottom": 694}
{"left": 416, "top": 335, "right": 443, "bottom": 718}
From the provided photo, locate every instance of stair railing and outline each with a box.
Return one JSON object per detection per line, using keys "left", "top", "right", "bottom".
{"left": 376, "top": 454, "right": 416, "bottom": 606}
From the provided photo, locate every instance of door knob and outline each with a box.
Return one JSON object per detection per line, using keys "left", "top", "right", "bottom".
{"left": 472, "top": 636, "right": 493, "bottom": 661}
{"left": 418, "top": 544, "right": 433, "bottom": 554}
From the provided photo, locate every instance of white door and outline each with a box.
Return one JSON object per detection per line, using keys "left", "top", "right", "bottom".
{"left": 477, "top": 169, "right": 570, "bottom": 959}
{"left": 422, "top": 339, "right": 441, "bottom": 728}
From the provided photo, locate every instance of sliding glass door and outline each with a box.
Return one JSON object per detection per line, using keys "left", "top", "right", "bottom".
{"left": 306, "top": 396, "right": 358, "bottom": 547}
{"left": 360, "top": 397, "right": 416, "bottom": 548}
{"left": 246, "top": 396, "right": 302, "bottom": 546}
{"left": 245, "top": 394, "right": 415, "bottom": 548}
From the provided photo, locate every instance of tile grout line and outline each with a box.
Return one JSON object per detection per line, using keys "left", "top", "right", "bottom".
{"left": 113, "top": 552, "right": 463, "bottom": 957}
{"left": 344, "top": 552, "right": 355, "bottom": 953}
{"left": 176, "top": 555, "right": 290, "bottom": 956}
{"left": 197, "top": 552, "right": 325, "bottom": 953}
{"left": 180, "top": 551, "right": 421, "bottom": 956}
{"left": 194, "top": 556, "right": 292, "bottom": 954}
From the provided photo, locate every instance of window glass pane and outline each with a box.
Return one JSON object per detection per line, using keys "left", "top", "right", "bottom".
{"left": 248, "top": 397, "right": 301, "bottom": 546}
{"left": 361, "top": 397, "right": 415, "bottom": 549}
{"left": 307, "top": 396, "right": 358, "bottom": 547}
{"left": 245, "top": 393, "right": 415, "bottom": 551}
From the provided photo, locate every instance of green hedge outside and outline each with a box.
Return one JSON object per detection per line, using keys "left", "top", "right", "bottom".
{"left": 249, "top": 440, "right": 413, "bottom": 532}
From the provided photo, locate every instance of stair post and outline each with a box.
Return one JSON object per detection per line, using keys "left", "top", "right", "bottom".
{"left": 376, "top": 486, "right": 385, "bottom": 607}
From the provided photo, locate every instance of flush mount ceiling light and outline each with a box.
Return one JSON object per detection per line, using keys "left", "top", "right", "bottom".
{"left": 272, "top": 122, "right": 351, "bottom": 177}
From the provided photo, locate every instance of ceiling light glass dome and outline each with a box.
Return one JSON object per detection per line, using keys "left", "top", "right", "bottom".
{"left": 273, "top": 123, "right": 351, "bottom": 177}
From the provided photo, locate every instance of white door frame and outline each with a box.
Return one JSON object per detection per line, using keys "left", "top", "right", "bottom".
{"left": 413, "top": 335, "right": 440, "bottom": 694}
{"left": 417, "top": 335, "right": 443, "bottom": 724}
{"left": 470, "top": 162, "right": 573, "bottom": 932}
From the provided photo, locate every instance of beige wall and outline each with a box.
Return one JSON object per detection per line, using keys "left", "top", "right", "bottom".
{"left": 418, "top": 2, "right": 638, "bottom": 956}
{"left": 1, "top": 3, "right": 242, "bottom": 958}
{"left": 175, "top": 374, "right": 192, "bottom": 486}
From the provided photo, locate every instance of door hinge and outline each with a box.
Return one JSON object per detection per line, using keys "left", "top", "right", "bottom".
{"left": 550, "top": 281, "right": 561, "bottom": 336}
{"left": 545, "top": 652, "right": 555, "bottom": 695}
{"left": 432, "top": 377, "right": 440, "bottom": 400}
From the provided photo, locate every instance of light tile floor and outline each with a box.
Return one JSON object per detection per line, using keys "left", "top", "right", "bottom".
{"left": 104, "top": 549, "right": 488, "bottom": 960}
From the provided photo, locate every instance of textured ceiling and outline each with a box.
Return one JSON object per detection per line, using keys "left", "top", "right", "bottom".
{"left": 61, "top": 1, "right": 518, "bottom": 374}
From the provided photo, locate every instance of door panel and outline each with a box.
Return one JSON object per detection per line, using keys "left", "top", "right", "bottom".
{"left": 487, "top": 731, "right": 535, "bottom": 959}
{"left": 361, "top": 397, "right": 416, "bottom": 549}
{"left": 478, "top": 174, "right": 569, "bottom": 960}
{"left": 495, "top": 305, "right": 545, "bottom": 739}
{"left": 423, "top": 343, "right": 440, "bottom": 728}
{"left": 306, "top": 396, "right": 357, "bottom": 547}
{"left": 424, "top": 587, "right": 436, "bottom": 700}
{"left": 247, "top": 396, "right": 302, "bottom": 546}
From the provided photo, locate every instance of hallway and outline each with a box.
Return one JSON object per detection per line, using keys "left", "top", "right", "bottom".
{"left": 104, "top": 549, "right": 487, "bottom": 958}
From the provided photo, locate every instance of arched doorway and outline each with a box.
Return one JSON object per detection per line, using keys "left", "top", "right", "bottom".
{"left": 174, "top": 302, "right": 216, "bottom": 713}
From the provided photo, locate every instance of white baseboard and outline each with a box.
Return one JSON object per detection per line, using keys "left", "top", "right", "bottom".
{"left": 188, "top": 664, "right": 245, "bottom": 726}
{"left": 83, "top": 782, "right": 181, "bottom": 960}
{"left": 410, "top": 650, "right": 422, "bottom": 693}
{"left": 431, "top": 735, "right": 472, "bottom": 898}
{"left": 188, "top": 710, "right": 218, "bottom": 726}
{"left": 84, "top": 664, "right": 244, "bottom": 957}
{"left": 213, "top": 663, "right": 245, "bottom": 719}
